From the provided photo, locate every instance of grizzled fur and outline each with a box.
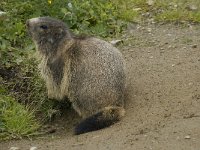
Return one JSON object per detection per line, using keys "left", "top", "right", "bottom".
{"left": 27, "top": 17, "right": 126, "bottom": 134}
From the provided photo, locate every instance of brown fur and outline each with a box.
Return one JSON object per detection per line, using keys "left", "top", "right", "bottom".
{"left": 27, "top": 17, "right": 126, "bottom": 134}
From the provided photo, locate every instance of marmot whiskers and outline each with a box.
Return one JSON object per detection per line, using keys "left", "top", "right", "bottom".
{"left": 26, "top": 17, "right": 126, "bottom": 135}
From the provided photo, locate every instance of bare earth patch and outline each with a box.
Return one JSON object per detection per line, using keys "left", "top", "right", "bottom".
{"left": 1, "top": 24, "right": 200, "bottom": 150}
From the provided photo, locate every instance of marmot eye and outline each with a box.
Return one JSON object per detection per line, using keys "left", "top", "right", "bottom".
{"left": 40, "top": 25, "right": 48, "bottom": 29}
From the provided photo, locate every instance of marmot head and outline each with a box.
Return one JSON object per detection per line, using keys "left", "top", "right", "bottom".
{"left": 26, "top": 17, "right": 72, "bottom": 54}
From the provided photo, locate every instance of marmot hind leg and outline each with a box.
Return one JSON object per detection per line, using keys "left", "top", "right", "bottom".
{"left": 74, "top": 106, "right": 125, "bottom": 135}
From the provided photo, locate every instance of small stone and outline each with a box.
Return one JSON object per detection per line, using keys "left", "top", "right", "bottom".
{"left": 142, "top": 12, "right": 150, "bottom": 17}
{"left": 68, "top": 3, "right": 73, "bottom": 8}
{"left": 0, "top": 11, "right": 6, "bottom": 15}
{"left": 174, "top": 4, "right": 178, "bottom": 8}
{"left": 168, "top": 45, "right": 172, "bottom": 49}
{"left": 147, "top": 28, "right": 152, "bottom": 32}
{"left": 192, "top": 44, "right": 197, "bottom": 48}
{"left": 146, "top": 0, "right": 154, "bottom": 6}
{"left": 186, "top": 5, "right": 198, "bottom": 11}
{"left": 133, "top": 8, "right": 142, "bottom": 11}
{"left": 30, "top": 147, "right": 38, "bottom": 150}
{"left": 0, "top": 11, "right": 7, "bottom": 20}
{"left": 110, "top": 40, "right": 123, "bottom": 46}
{"left": 167, "top": 34, "right": 172, "bottom": 36}
{"left": 71, "top": 143, "right": 84, "bottom": 146}
{"left": 92, "top": 135, "right": 100, "bottom": 139}
{"left": 184, "top": 135, "right": 191, "bottom": 139}
{"left": 188, "top": 82, "right": 193, "bottom": 86}
{"left": 9, "top": 147, "right": 19, "bottom": 150}
{"left": 46, "top": 128, "right": 56, "bottom": 134}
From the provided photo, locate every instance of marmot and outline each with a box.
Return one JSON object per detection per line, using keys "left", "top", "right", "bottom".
{"left": 26, "top": 17, "right": 126, "bottom": 135}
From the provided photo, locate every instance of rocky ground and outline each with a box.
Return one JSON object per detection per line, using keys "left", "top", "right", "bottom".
{"left": 1, "top": 23, "right": 200, "bottom": 150}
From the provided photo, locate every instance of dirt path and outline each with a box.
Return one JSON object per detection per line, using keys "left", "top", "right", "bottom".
{"left": 1, "top": 24, "right": 200, "bottom": 150}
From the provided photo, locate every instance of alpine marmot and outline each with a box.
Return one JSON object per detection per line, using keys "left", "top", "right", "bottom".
{"left": 26, "top": 17, "right": 126, "bottom": 135}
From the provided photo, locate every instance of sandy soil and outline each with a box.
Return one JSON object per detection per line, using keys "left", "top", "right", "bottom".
{"left": 1, "top": 24, "right": 200, "bottom": 150}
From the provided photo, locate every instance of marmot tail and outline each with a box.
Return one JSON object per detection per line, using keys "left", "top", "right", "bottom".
{"left": 74, "top": 106, "right": 125, "bottom": 135}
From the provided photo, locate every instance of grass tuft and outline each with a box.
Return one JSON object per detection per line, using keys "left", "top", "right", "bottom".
{"left": 0, "top": 94, "right": 40, "bottom": 140}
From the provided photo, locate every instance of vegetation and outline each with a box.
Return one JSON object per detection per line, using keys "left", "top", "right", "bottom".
{"left": 0, "top": 93, "right": 40, "bottom": 140}
{"left": 0, "top": 0, "right": 200, "bottom": 140}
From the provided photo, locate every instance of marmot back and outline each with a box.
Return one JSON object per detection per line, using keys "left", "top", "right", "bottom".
{"left": 26, "top": 17, "right": 126, "bottom": 135}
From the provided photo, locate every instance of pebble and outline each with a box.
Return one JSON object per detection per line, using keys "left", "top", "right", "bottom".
{"left": 146, "top": 0, "right": 154, "bottom": 6}
{"left": 184, "top": 135, "right": 191, "bottom": 139}
{"left": 30, "top": 147, "right": 38, "bottom": 150}
{"left": 174, "top": 4, "right": 178, "bottom": 8}
{"left": 46, "top": 127, "right": 56, "bottom": 134}
{"left": 9, "top": 147, "right": 19, "bottom": 150}
{"left": 168, "top": 45, "right": 172, "bottom": 48}
{"left": 110, "top": 40, "right": 123, "bottom": 46}
{"left": 133, "top": 8, "right": 142, "bottom": 11}
{"left": 147, "top": 28, "right": 152, "bottom": 32}
{"left": 188, "top": 82, "right": 193, "bottom": 86}
{"left": 0, "top": 11, "right": 6, "bottom": 16}
{"left": 167, "top": 33, "right": 172, "bottom": 36}
{"left": 71, "top": 143, "right": 84, "bottom": 146}
{"left": 0, "top": 11, "right": 7, "bottom": 20}
{"left": 186, "top": 5, "right": 198, "bottom": 11}
{"left": 192, "top": 44, "right": 197, "bottom": 48}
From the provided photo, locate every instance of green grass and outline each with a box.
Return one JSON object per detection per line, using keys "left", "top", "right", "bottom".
{"left": 0, "top": 94, "right": 40, "bottom": 140}
{"left": 154, "top": 1, "right": 200, "bottom": 23}
{"left": 128, "top": 0, "right": 200, "bottom": 23}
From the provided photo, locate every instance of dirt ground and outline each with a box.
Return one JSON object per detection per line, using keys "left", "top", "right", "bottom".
{"left": 1, "top": 24, "right": 200, "bottom": 150}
